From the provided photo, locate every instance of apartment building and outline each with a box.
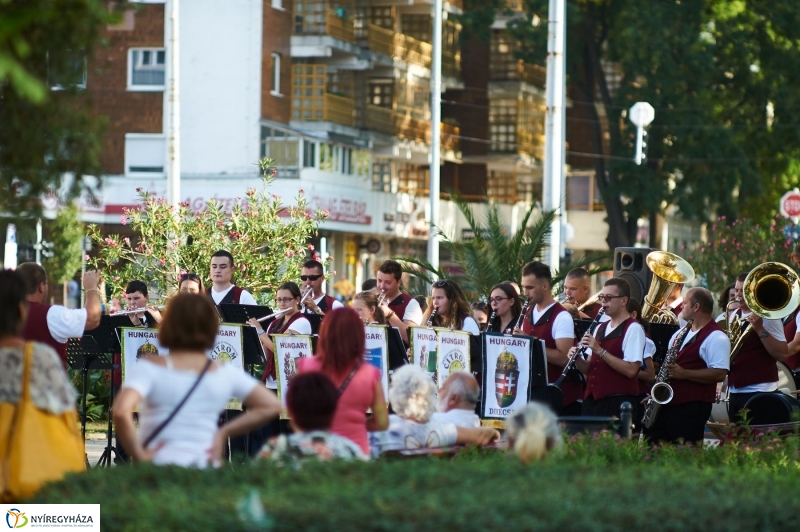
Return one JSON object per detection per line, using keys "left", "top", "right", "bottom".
{"left": 70, "top": 0, "right": 610, "bottom": 293}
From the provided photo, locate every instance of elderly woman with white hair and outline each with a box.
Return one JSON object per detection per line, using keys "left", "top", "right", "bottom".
{"left": 370, "top": 365, "right": 500, "bottom": 455}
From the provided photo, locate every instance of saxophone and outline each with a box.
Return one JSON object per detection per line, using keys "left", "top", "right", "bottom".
{"left": 641, "top": 320, "right": 694, "bottom": 430}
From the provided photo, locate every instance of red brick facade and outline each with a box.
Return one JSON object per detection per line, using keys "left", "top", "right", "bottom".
{"left": 88, "top": 4, "right": 165, "bottom": 175}
{"left": 261, "top": 0, "right": 292, "bottom": 123}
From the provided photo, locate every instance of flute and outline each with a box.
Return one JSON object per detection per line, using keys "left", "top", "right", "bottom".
{"left": 255, "top": 307, "right": 292, "bottom": 323}
{"left": 111, "top": 306, "right": 165, "bottom": 316}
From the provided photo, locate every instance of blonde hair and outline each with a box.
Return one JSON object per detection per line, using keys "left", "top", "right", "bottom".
{"left": 505, "top": 402, "right": 562, "bottom": 464}
{"left": 353, "top": 291, "right": 386, "bottom": 324}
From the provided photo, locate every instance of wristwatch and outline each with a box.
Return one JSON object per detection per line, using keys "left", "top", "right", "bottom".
{"left": 758, "top": 330, "right": 770, "bottom": 339}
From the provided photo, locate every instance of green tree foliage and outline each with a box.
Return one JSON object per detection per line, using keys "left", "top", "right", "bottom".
{"left": 509, "top": 0, "right": 800, "bottom": 248}
{"left": 88, "top": 160, "right": 328, "bottom": 303}
{"left": 396, "top": 198, "right": 610, "bottom": 299}
{"left": 44, "top": 202, "right": 84, "bottom": 284}
{"left": 687, "top": 214, "right": 798, "bottom": 293}
{"left": 0, "top": 0, "right": 124, "bottom": 216}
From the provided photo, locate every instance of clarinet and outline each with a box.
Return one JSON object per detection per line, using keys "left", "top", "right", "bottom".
{"left": 512, "top": 299, "right": 531, "bottom": 332}
{"left": 641, "top": 319, "right": 694, "bottom": 430}
{"left": 486, "top": 311, "right": 497, "bottom": 332}
{"left": 553, "top": 308, "right": 606, "bottom": 388}
{"left": 426, "top": 308, "right": 438, "bottom": 328}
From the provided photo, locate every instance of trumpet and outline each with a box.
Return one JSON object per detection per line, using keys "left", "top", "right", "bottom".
{"left": 299, "top": 287, "right": 313, "bottom": 311}
{"left": 426, "top": 308, "right": 438, "bottom": 328}
{"left": 377, "top": 290, "right": 388, "bottom": 306}
{"left": 254, "top": 307, "right": 293, "bottom": 323}
{"left": 577, "top": 291, "right": 603, "bottom": 312}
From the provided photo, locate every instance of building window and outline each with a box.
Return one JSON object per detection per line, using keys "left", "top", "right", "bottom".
{"left": 398, "top": 164, "right": 429, "bottom": 195}
{"left": 400, "top": 14, "right": 431, "bottom": 42}
{"left": 566, "top": 173, "right": 604, "bottom": 211}
{"left": 49, "top": 50, "right": 87, "bottom": 90}
{"left": 125, "top": 134, "right": 165, "bottom": 176}
{"left": 271, "top": 0, "right": 283, "bottom": 9}
{"left": 487, "top": 171, "right": 517, "bottom": 203}
{"left": 128, "top": 48, "right": 165, "bottom": 90}
{"left": 489, "top": 99, "right": 517, "bottom": 153}
{"left": 271, "top": 53, "right": 282, "bottom": 95}
{"left": 293, "top": 64, "right": 327, "bottom": 120}
{"left": 368, "top": 80, "right": 393, "bottom": 108}
{"left": 303, "top": 140, "right": 317, "bottom": 168}
{"left": 260, "top": 126, "right": 299, "bottom": 177}
{"left": 372, "top": 161, "right": 394, "bottom": 192}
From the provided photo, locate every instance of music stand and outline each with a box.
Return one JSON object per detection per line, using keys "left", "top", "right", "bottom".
{"left": 387, "top": 327, "right": 408, "bottom": 370}
{"left": 66, "top": 336, "right": 107, "bottom": 443}
{"left": 218, "top": 304, "right": 272, "bottom": 366}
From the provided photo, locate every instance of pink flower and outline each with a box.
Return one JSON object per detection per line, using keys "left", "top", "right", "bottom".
{"left": 114, "top": 276, "right": 120, "bottom": 281}
{"left": 700, "top": 247, "right": 705, "bottom": 253}
{"left": 269, "top": 168, "right": 278, "bottom": 177}
{"left": 299, "top": 189, "right": 305, "bottom": 194}
{"left": 136, "top": 187, "right": 143, "bottom": 193}
{"left": 246, "top": 188, "right": 256, "bottom": 197}
{"left": 84, "top": 254, "right": 90, "bottom": 260}
{"left": 307, "top": 244, "right": 315, "bottom": 250}
{"left": 721, "top": 239, "right": 726, "bottom": 244}
{"left": 120, "top": 215, "right": 127, "bottom": 225}
{"left": 285, "top": 250, "right": 295, "bottom": 257}
{"left": 322, "top": 209, "right": 330, "bottom": 217}
{"left": 304, "top": 212, "right": 312, "bottom": 220}
{"left": 124, "top": 237, "right": 131, "bottom": 245}
{"left": 180, "top": 201, "right": 189, "bottom": 208}
{"left": 240, "top": 264, "right": 246, "bottom": 271}
{"left": 159, "top": 259, "right": 165, "bottom": 266}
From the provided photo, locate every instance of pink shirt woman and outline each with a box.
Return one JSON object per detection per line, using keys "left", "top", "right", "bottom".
{"left": 297, "top": 307, "right": 388, "bottom": 454}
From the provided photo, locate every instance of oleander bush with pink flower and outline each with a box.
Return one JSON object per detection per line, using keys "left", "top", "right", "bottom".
{"left": 87, "top": 158, "right": 328, "bottom": 303}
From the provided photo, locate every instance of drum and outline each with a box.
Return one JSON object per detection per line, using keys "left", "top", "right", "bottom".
{"left": 710, "top": 377, "right": 729, "bottom": 423}
{"left": 742, "top": 392, "right": 800, "bottom": 425}
{"left": 777, "top": 361, "right": 796, "bottom": 392}
{"left": 709, "top": 362, "right": 796, "bottom": 424}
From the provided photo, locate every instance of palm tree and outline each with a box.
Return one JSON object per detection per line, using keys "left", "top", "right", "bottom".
{"left": 396, "top": 197, "right": 611, "bottom": 301}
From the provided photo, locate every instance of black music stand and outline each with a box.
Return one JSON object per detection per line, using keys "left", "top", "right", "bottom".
{"left": 387, "top": 327, "right": 408, "bottom": 370}
{"left": 303, "top": 313, "right": 324, "bottom": 335}
{"left": 66, "top": 336, "right": 106, "bottom": 443}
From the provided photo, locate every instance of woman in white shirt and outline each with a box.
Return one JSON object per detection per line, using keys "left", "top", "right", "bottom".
{"left": 114, "top": 294, "right": 281, "bottom": 467}
{"left": 248, "top": 282, "right": 312, "bottom": 390}
{"left": 421, "top": 280, "right": 481, "bottom": 335}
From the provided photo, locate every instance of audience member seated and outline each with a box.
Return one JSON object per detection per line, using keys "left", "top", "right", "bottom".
{"left": 505, "top": 402, "right": 563, "bottom": 464}
{"left": 432, "top": 371, "right": 481, "bottom": 428}
{"left": 114, "top": 294, "right": 281, "bottom": 468}
{"left": 259, "top": 372, "right": 367, "bottom": 463}
{"left": 370, "top": 365, "right": 499, "bottom": 456}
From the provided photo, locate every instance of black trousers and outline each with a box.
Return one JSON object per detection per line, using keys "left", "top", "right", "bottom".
{"left": 561, "top": 400, "right": 583, "bottom": 417}
{"left": 728, "top": 392, "right": 760, "bottom": 424}
{"left": 581, "top": 394, "right": 638, "bottom": 418}
{"left": 643, "top": 401, "right": 712, "bottom": 445}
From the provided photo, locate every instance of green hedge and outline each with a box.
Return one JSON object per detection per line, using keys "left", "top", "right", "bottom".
{"left": 33, "top": 433, "right": 800, "bottom": 531}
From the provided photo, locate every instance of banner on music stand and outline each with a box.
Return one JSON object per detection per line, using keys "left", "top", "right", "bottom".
{"left": 273, "top": 334, "right": 313, "bottom": 418}
{"left": 436, "top": 329, "right": 471, "bottom": 387}
{"left": 120, "top": 328, "right": 167, "bottom": 384}
{"left": 364, "top": 324, "right": 390, "bottom": 398}
{"left": 481, "top": 333, "right": 534, "bottom": 428}
{"left": 408, "top": 326, "right": 439, "bottom": 383}
{"left": 209, "top": 323, "right": 245, "bottom": 409}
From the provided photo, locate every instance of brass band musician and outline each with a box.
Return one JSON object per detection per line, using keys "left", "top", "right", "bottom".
{"left": 643, "top": 288, "right": 729, "bottom": 444}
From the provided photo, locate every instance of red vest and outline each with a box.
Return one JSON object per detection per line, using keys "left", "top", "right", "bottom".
{"left": 582, "top": 302, "right": 602, "bottom": 319}
{"left": 670, "top": 321, "right": 724, "bottom": 404}
{"left": 315, "top": 294, "right": 338, "bottom": 313}
{"left": 387, "top": 293, "right": 414, "bottom": 322}
{"left": 784, "top": 307, "right": 800, "bottom": 370}
{"left": 729, "top": 311, "right": 778, "bottom": 389}
{"left": 260, "top": 312, "right": 306, "bottom": 381}
{"left": 524, "top": 303, "right": 582, "bottom": 406}
{"left": 22, "top": 301, "right": 68, "bottom": 368}
{"left": 585, "top": 317, "right": 640, "bottom": 400}
{"left": 671, "top": 301, "right": 685, "bottom": 318}
{"left": 206, "top": 285, "right": 244, "bottom": 305}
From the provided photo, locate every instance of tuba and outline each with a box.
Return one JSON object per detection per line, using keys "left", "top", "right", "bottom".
{"left": 728, "top": 262, "right": 800, "bottom": 362}
{"left": 641, "top": 251, "right": 695, "bottom": 325}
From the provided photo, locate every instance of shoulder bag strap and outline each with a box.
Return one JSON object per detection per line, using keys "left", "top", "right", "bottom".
{"left": 337, "top": 364, "right": 361, "bottom": 396}
{"left": 142, "top": 358, "right": 214, "bottom": 449}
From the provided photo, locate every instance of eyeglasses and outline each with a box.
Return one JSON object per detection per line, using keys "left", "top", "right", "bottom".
{"left": 276, "top": 297, "right": 297, "bottom": 303}
{"left": 472, "top": 302, "right": 487, "bottom": 310}
{"left": 433, "top": 280, "right": 448, "bottom": 288}
{"left": 597, "top": 294, "right": 624, "bottom": 302}
{"left": 488, "top": 297, "right": 509, "bottom": 304}
{"left": 300, "top": 274, "right": 322, "bottom": 281}
{"left": 180, "top": 273, "right": 200, "bottom": 281}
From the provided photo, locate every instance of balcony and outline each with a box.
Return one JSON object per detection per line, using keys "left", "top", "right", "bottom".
{"left": 491, "top": 59, "right": 546, "bottom": 87}
{"left": 365, "top": 105, "right": 460, "bottom": 154}
{"left": 294, "top": 2, "right": 355, "bottom": 42}
{"left": 293, "top": 93, "right": 355, "bottom": 126}
{"left": 366, "top": 25, "right": 432, "bottom": 70}
{"left": 489, "top": 94, "right": 545, "bottom": 159}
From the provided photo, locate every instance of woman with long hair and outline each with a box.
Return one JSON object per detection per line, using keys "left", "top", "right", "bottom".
{"left": 421, "top": 280, "right": 480, "bottom": 334}
{"left": 486, "top": 282, "right": 522, "bottom": 333}
{"left": 114, "top": 294, "right": 281, "bottom": 467}
{"left": 352, "top": 291, "right": 386, "bottom": 325}
{"left": 248, "top": 282, "right": 312, "bottom": 390}
{"left": 298, "top": 307, "right": 389, "bottom": 455}
{"left": 179, "top": 272, "right": 204, "bottom": 294}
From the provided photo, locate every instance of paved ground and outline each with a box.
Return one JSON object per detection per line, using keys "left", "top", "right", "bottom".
{"left": 84, "top": 434, "right": 118, "bottom": 467}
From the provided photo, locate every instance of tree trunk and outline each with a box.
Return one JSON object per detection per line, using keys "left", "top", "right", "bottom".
{"left": 648, "top": 211, "right": 664, "bottom": 250}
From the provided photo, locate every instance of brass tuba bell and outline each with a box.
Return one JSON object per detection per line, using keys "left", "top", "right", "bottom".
{"left": 641, "top": 250, "right": 696, "bottom": 325}
{"left": 729, "top": 262, "right": 800, "bottom": 361}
